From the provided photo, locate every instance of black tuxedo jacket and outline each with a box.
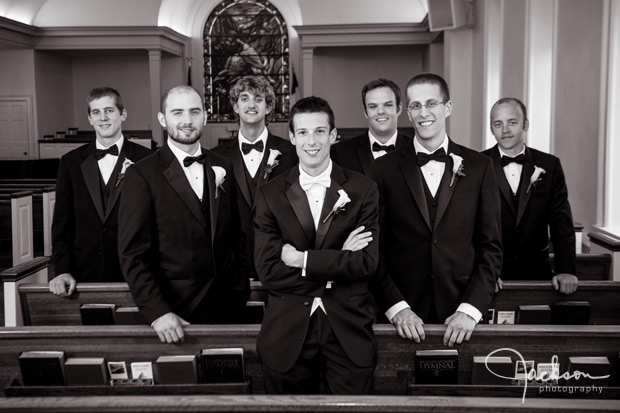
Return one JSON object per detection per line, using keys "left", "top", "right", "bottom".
{"left": 482, "top": 145, "right": 576, "bottom": 279}
{"left": 330, "top": 131, "right": 412, "bottom": 175}
{"left": 118, "top": 143, "right": 249, "bottom": 324}
{"left": 52, "top": 140, "right": 152, "bottom": 282}
{"left": 212, "top": 132, "right": 297, "bottom": 279}
{"left": 371, "top": 139, "right": 502, "bottom": 322}
{"left": 254, "top": 164, "right": 379, "bottom": 373}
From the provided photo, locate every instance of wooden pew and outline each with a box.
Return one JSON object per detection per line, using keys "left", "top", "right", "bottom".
{"left": 0, "top": 191, "right": 34, "bottom": 271}
{"left": 549, "top": 253, "right": 613, "bottom": 280}
{"left": 0, "top": 324, "right": 618, "bottom": 399}
{"left": 1, "top": 257, "right": 49, "bottom": 327}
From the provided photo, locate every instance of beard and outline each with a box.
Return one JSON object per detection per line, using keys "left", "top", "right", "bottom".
{"left": 167, "top": 124, "right": 203, "bottom": 145}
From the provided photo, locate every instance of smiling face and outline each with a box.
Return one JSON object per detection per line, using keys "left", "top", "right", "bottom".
{"left": 88, "top": 95, "right": 127, "bottom": 143}
{"left": 490, "top": 101, "right": 528, "bottom": 156}
{"left": 364, "top": 86, "right": 402, "bottom": 141}
{"left": 406, "top": 82, "right": 452, "bottom": 149}
{"left": 158, "top": 89, "right": 206, "bottom": 147}
{"left": 289, "top": 112, "right": 336, "bottom": 176}
{"left": 233, "top": 91, "right": 271, "bottom": 128}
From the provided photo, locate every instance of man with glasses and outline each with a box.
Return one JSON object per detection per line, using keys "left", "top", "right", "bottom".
{"left": 331, "top": 78, "right": 411, "bottom": 175}
{"left": 371, "top": 73, "right": 502, "bottom": 347}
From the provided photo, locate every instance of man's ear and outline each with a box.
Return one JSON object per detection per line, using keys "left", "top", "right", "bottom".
{"left": 289, "top": 131, "right": 295, "bottom": 145}
{"left": 157, "top": 112, "right": 166, "bottom": 128}
{"left": 121, "top": 109, "right": 128, "bottom": 121}
{"left": 523, "top": 119, "right": 529, "bottom": 132}
{"left": 329, "top": 128, "right": 337, "bottom": 144}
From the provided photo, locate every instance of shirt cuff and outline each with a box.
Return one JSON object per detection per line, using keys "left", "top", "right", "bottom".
{"left": 457, "top": 303, "right": 483, "bottom": 323}
{"left": 301, "top": 251, "right": 308, "bottom": 278}
{"left": 385, "top": 300, "right": 410, "bottom": 322}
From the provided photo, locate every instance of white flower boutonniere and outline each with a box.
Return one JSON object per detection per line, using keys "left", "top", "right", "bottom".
{"left": 323, "top": 189, "right": 351, "bottom": 223}
{"left": 212, "top": 166, "right": 226, "bottom": 199}
{"left": 263, "top": 149, "right": 282, "bottom": 180}
{"left": 448, "top": 153, "right": 466, "bottom": 187}
{"left": 527, "top": 165, "right": 546, "bottom": 193}
{"left": 114, "top": 159, "right": 134, "bottom": 187}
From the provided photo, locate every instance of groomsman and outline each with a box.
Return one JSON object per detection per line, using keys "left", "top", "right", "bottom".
{"left": 254, "top": 96, "right": 379, "bottom": 394}
{"left": 213, "top": 76, "right": 297, "bottom": 280}
{"left": 371, "top": 73, "right": 502, "bottom": 347}
{"left": 483, "top": 97, "right": 578, "bottom": 294}
{"left": 331, "top": 78, "right": 411, "bottom": 175}
{"left": 50, "top": 87, "right": 151, "bottom": 296}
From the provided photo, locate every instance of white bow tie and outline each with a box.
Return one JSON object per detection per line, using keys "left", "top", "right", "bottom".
{"left": 299, "top": 174, "right": 331, "bottom": 192}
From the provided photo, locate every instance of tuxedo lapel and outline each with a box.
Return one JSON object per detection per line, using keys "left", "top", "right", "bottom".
{"left": 204, "top": 152, "right": 218, "bottom": 242}
{"left": 489, "top": 147, "right": 517, "bottom": 216}
{"left": 356, "top": 137, "right": 374, "bottom": 175}
{"left": 104, "top": 141, "right": 138, "bottom": 222}
{"left": 433, "top": 143, "right": 459, "bottom": 230}
{"left": 315, "top": 166, "right": 346, "bottom": 249}
{"left": 161, "top": 145, "right": 208, "bottom": 230}
{"left": 516, "top": 147, "right": 535, "bottom": 226}
{"left": 227, "top": 138, "right": 252, "bottom": 207}
{"left": 285, "top": 168, "right": 315, "bottom": 245}
{"left": 399, "top": 145, "right": 431, "bottom": 229}
{"left": 79, "top": 144, "right": 104, "bottom": 222}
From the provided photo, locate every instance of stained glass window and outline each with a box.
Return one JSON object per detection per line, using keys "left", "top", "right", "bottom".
{"left": 203, "top": 0, "right": 290, "bottom": 122}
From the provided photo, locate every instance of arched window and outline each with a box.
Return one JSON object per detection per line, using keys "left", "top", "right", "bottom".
{"left": 203, "top": 0, "right": 290, "bottom": 122}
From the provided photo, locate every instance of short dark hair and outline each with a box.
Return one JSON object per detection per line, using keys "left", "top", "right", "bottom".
{"left": 361, "top": 78, "right": 402, "bottom": 111}
{"left": 160, "top": 86, "right": 204, "bottom": 113}
{"left": 289, "top": 96, "right": 335, "bottom": 134}
{"left": 405, "top": 73, "right": 450, "bottom": 104}
{"left": 87, "top": 87, "right": 125, "bottom": 115}
{"left": 490, "top": 97, "right": 528, "bottom": 126}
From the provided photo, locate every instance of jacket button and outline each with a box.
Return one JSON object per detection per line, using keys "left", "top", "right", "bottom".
{"left": 432, "top": 239, "right": 438, "bottom": 245}
{"left": 303, "top": 301, "right": 310, "bottom": 306}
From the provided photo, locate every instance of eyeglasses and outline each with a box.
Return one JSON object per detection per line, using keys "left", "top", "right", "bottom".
{"left": 407, "top": 100, "right": 447, "bottom": 112}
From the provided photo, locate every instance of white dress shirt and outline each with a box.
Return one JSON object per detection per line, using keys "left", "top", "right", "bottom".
{"left": 369, "top": 130, "right": 398, "bottom": 159}
{"left": 498, "top": 146, "right": 526, "bottom": 195}
{"left": 96, "top": 135, "right": 124, "bottom": 185}
{"left": 168, "top": 139, "right": 204, "bottom": 200}
{"left": 238, "top": 127, "right": 268, "bottom": 178}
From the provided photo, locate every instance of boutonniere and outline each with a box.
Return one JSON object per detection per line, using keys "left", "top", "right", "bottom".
{"left": 323, "top": 189, "right": 351, "bottom": 223}
{"left": 114, "top": 159, "right": 134, "bottom": 187}
{"left": 263, "top": 149, "right": 282, "bottom": 180}
{"left": 448, "top": 153, "right": 466, "bottom": 187}
{"left": 527, "top": 165, "right": 546, "bottom": 193}
{"left": 212, "top": 166, "right": 226, "bottom": 199}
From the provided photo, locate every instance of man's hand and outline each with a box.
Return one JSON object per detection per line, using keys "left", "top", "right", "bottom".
{"left": 552, "top": 273, "right": 578, "bottom": 295}
{"left": 391, "top": 308, "right": 425, "bottom": 343}
{"left": 342, "top": 226, "right": 373, "bottom": 251}
{"left": 443, "top": 311, "right": 477, "bottom": 347}
{"left": 49, "top": 273, "right": 77, "bottom": 297}
{"left": 281, "top": 243, "right": 304, "bottom": 268}
{"left": 495, "top": 277, "right": 504, "bottom": 293}
{"left": 152, "top": 312, "right": 190, "bottom": 344}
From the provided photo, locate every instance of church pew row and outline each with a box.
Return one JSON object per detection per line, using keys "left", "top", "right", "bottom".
{"left": 10, "top": 279, "right": 620, "bottom": 326}
{"left": 0, "top": 324, "right": 618, "bottom": 399}
{"left": 0, "top": 395, "right": 617, "bottom": 413}
{"left": 0, "top": 191, "right": 34, "bottom": 272}
{"left": 1, "top": 257, "right": 50, "bottom": 327}
{"left": 550, "top": 253, "right": 612, "bottom": 280}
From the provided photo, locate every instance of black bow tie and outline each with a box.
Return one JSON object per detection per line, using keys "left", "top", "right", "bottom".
{"left": 183, "top": 153, "right": 207, "bottom": 167}
{"left": 500, "top": 153, "right": 525, "bottom": 167}
{"left": 94, "top": 145, "right": 119, "bottom": 160}
{"left": 372, "top": 142, "right": 395, "bottom": 153}
{"left": 241, "top": 140, "right": 264, "bottom": 155}
{"left": 416, "top": 148, "right": 448, "bottom": 166}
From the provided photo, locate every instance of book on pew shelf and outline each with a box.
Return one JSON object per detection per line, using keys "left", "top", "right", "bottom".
{"left": 130, "top": 362, "right": 153, "bottom": 380}
{"left": 536, "top": 362, "right": 559, "bottom": 385}
{"left": 64, "top": 357, "right": 108, "bottom": 386}
{"left": 415, "top": 349, "right": 458, "bottom": 385}
{"left": 201, "top": 348, "right": 245, "bottom": 383}
{"left": 565, "top": 357, "right": 610, "bottom": 386}
{"left": 609, "top": 352, "right": 620, "bottom": 387}
{"left": 19, "top": 351, "right": 66, "bottom": 386}
{"left": 114, "top": 307, "right": 146, "bottom": 325}
{"left": 513, "top": 360, "right": 535, "bottom": 385}
{"left": 496, "top": 310, "right": 515, "bottom": 325}
{"left": 244, "top": 301, "right": 265, "bottom": 324}
{"left": 471, "top": 356, "right": 513, "bottom": 385}
{"left": 551, "top": 301, "right": 591, "bottom": 325}
{"left": 156, "top": 355, "right": 198, "bottom": 385}
{"left": 80, "top": 303, "right": 116, "bottom": 325}
{"left": 107, "top": 361, "right": 129, "bottom": 380}
{"left": 517, "top": 304, "right": 552, "bottom": 324}
{"left": 487, "top": 308, "right": 495, "bottom": 324}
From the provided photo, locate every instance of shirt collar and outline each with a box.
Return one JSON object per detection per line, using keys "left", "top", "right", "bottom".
{"left": 413, "top": 134, "right": 449, "bottom": 154}
{"left": 96, "top": 135, "right": 124, "bottom": 151}
{"left": 368, "top": 130, "right": 398, "bottom": 147}
{"left": 497, "top": 145, "right": 526, "bottom": 159}
{"left": 238, "top": 127, "right": 268, "bottom": 151}
{"left": 299, "top": 159, "right": 332, "bottom": 182}
{"left": 168, "top": 138, "right": 202, "bottom": 167}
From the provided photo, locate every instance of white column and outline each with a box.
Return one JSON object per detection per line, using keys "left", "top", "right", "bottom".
{"left": 301, "top": 47, "right": 314, "bottom": 97}
{"left": 149, "top": 50, "right": 163, "bottom": 146}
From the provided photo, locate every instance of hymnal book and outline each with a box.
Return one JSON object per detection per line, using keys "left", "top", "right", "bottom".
{"left": 201, "top": 348, "right": 245, "bottom": 383}
{"left": 80, "top": 303, "right": 116, "bottom": 325}
{"left": 244, "top": 301, "right": 265, "bottom": 324}
{"left": 487, "top": 309, "right": 495, "bottom": 324}
{"left": 517, "top": 305, "right": 552, "bottom": 324}
{"left": 514, "top": 360, "right": 535, "bottom": 384}
{"left": 551, "top": 301, "right": 591, "bottom": 325}
{"left": 64, "top": 357, "right": 108, "bottom": 386}
{"left": 496, "top": 310, "right": 515, "bottom": 325}
{"left": 19, "top": 351, "right": 66, "bottom": 386}
{"left": 471, "top": 356, "right": 513, "bottom": 385}
{"left": 566, "top": 356, "right": 610, "bottom": 386}
{"left": 130, "top": 362, "right": 153, "bottom": 379}
{"left": 415, "top": 349, "right": 458, "bottom": 385}
{"left": 536, "top": 362, "right": 559, "bottom": 385}
{"left": 115, "top": 307, "right": 146, "bottom": 325}
{"left": 107, "top": 361, "right": 129, "bottom": 380}
{"left": 156, "top": 355, "right": 198, "bottom": 384}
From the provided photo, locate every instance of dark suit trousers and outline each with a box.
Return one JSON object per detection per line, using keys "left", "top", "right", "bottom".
{"left": 262, "top": 310, "right": 375, "bottom": 395}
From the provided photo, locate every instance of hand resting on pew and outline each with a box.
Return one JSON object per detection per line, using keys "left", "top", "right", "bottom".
{"left": 152, "top": 312, "right": 190, "bottom": 344}
{"left": 552, "top": 273, "right": 578, "bottom": 294}
{"left": 48, "top": 273, "right": 77, "bottom": 297}
{"left": 443, "top": 311, "right": 476, "bottom": 347}
{"left": 390, "top": 308, "right": 425, "bottom": 343}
